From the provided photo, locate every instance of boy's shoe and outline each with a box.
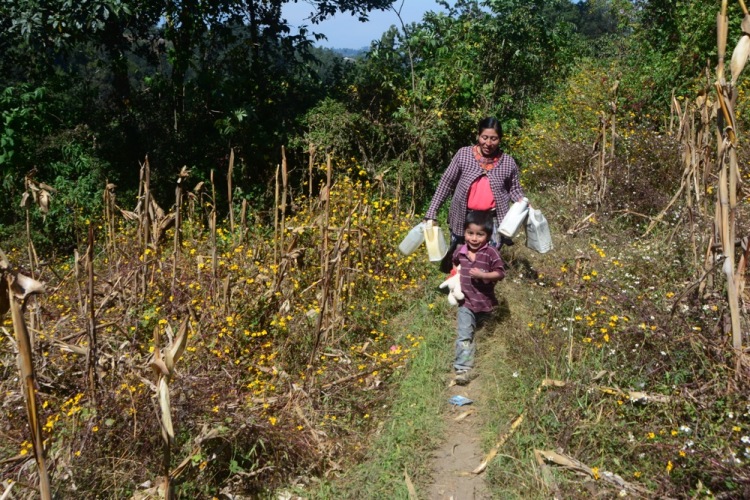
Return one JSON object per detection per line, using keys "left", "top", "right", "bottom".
{"left": 454, "top": 369, "right": 474, "bottom": 385}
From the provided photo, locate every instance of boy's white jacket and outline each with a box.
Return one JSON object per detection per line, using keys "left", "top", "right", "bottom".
{"left": 439, "top": 265, "right": 464, "bottom": 306}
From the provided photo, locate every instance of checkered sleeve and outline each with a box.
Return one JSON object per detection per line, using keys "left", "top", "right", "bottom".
{"left": 505, "top": 156, "right": 525, "bottom": 203}
{"left": 425, "top": 152, "right": 462, "bottom": 220}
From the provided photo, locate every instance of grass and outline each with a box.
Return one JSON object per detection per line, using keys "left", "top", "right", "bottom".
{"left": 306, "top": 291, "right": 454, "bottom": 499}
{"left": 476, "top": 243, "right": 565, "bottom": 499}
{"left": 303, "top": 164, "right": 750, "bottom": 499}
{"left": 303, "top": 165, "right": 750, "bottom": 498}
{"left": 472, "top": 182, "right": 750, "bottom": 498}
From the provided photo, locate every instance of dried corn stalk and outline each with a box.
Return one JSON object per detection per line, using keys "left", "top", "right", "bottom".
{"left": 535, "top": 449, "right": 651, "bottom": 497}
{"left": 589, "top": 81, "right": 619, "bottom": 207}
{"left": 646, "top": 94, "right": 714, "bottom": 240}
{"left": 714, "top": 1, "right": 746, "bottom": 352}
{"left": 20, "top": 176, "right": 53, "bottom": 275}
{"left": 227, "top": 148, "right": 235, "bottom": 234}
{"left": 86, "top": 225, "right": 98, "bottom": 400}
{"left": 172, "top": 167, "right": 189, "bottom": 295}
{"left": 1, "top": 253, "right": 51, "bottom": 499}
{"left": 279, "top": 146, "right": 289, "bottom": 266}
{"left": 150, "top": 317, "right": 189, "bottom": 497}
{"left": 103, "top": 181, "right": 117, "bottom": 255}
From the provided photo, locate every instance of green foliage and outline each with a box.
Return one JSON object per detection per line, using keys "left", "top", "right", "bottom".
{"left": 0, "top": 85, "right": 48, "bottom": 186}
{"left": 568, "top": 0, "right": 630, "bottom": 40}
{"left": 7, "top": 0, "right": 135, "bottom": 47}
{"left": 300, "top": 98, "right": 363, "bottom": 159}
{"left": 625, "top": 0, "right": 740, "bottom": 113}
{"left": 41, "top": 140, "right": 107, "bottom": 249}
{"left": 315, "top": 0, "right": 583, "bottom": 207}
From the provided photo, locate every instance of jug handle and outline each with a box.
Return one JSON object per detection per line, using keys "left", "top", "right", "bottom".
{"left": 424, "top": 220, "right": 434, "bottom": 241}
{"left": 527, "top": 208, "right": 537, "bottom": 225}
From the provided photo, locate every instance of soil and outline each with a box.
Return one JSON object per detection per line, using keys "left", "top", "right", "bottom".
{"left": 425, "top": 253, "right": 537, "bottom": 500}
{"left": 426, "top": 372, "right": 492, "bottom": 500}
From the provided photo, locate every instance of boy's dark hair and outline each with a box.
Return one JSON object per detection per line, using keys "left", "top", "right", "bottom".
{"left": 465, "top": 210, "right": 494, "bottom": 235}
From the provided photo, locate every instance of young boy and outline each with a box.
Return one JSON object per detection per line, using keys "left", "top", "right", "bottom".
{"left": 452, "top": 211, "right": 505, "bottom": 385}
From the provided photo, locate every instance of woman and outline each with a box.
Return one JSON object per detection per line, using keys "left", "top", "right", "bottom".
{"left": 425, "top": 117, "right": 527, "bottom": 269}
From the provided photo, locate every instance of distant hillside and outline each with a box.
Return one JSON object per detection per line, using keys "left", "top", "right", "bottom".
{"left": 332, "top": 47, "right": 367, "bottom": 58}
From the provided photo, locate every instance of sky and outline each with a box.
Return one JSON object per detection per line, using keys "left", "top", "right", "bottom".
{"left": 282, "top": 1, "right": 451, "bottom": 49}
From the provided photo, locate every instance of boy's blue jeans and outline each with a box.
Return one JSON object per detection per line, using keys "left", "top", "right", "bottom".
{"left": 454, "top": 306, "right": 490, "bottom": 371}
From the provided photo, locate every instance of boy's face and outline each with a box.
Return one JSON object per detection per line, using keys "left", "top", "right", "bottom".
{"left": 464, "top": 223, "right": 489, "bottom": 250}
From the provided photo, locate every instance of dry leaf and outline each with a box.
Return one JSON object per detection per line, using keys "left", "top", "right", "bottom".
{"left": 454, "top": 409, "right": 474, "bottom": 422}
{"left": 731, "top": 34, "right": 750, "bottom": 85}
{"left": 536, "top": 449, "right": 652, "bottom": 496}
{"left": 592, "top": 370, "right": 608, "bottom": 381}
{"left": 540, "top": 379, "right": 566, "bottom": 389}
{"left": 0, "top": 248, "right": 8, "bottom": 269}
{"left": 165, "top": 318, "right": 188, "bottom": 372}
{"left": 150, "top": 357, "right": 170, "bottom": 377}
{"left": 628, "top": 391, "right": 670, "bottom": 404}
{"left": 19, "top": 192, "right": 31, "bottom": 208}
{"left": 11, "top": 273, "right": 46, "bottom": 299}
{"left": 120, "top": 209, "right": 139, "bottom": 221}
{"left": 158, "top": 377, "right": 174, "bottom": 441}
{"left": 38, "top": 190, "right": 50, "bottom": 214}
{"left": 472, "top": 413, "right": 525, "bottom": 474}
{"left": 53, "top": 340, "right": 88, "bottom": 355}
{"left": 404, "top": 469, "right": 418, "bottom": 499}
{"left": 718, "top": 11, "right": 729, "bottom": 63}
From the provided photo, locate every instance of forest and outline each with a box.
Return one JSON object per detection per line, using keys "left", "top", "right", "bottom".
{"left": 2, "top": 0, "right": 750, "bottom": 498}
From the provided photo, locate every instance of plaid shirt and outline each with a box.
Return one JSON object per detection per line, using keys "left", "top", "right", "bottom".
{"left": 453, "top": 243, "right": 505, "bottom": 313}
{"left": 425, "top": 146, "right": 525, "bottom": 237}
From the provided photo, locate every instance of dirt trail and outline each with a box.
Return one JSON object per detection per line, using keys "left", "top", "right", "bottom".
{"left": 425, "top": 251, "right": 539, "bottom": 499}
{"left": 426, "top": 372, "right": 491, "bottom": 499}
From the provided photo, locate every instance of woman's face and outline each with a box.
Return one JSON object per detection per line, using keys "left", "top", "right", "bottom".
{"left": 477, "top": 128, "right": 500, "bottom": 156}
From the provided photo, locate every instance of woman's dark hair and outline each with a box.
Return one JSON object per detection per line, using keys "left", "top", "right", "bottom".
{"left": 477, "top": 117, "right": 502, "bottom": 139}
{"left": 465, "top": 210, "right": 494, "bottom": 235}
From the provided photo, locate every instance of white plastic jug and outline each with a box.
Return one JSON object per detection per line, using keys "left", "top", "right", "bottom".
{"left": 424, "top": 221, "right": 448, "bottom": 262}
{"left": 526, "top": 208, "right": 553, "bottom": 253}
{"left": 398, "top": 222, "right": 426, "bottom": 255}
{"left": 498, "top": 197, "right": 529, "bottom": 237}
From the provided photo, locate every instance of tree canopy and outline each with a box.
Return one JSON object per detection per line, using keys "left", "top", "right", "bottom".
{"left": 0, "top": 0, "right": 718, "bottom": 249}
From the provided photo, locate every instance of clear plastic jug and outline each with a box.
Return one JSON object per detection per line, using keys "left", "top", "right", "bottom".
{"left": 424, "top": 221, "right": 448, "bottom": 262}
{"left": 398, "top": 222, "right": 426, "bottom": 255}
{"left": 498, "top": 197, "right": 529, "bottom": 237}
{"left": 526, "top": 208, "right": 553, "bottom": 253}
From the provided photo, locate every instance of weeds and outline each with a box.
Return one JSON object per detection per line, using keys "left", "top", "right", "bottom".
{"left": 307, "top": 298, "right": 454, "bottom": 499}
{"left": 471, "top": 210, "right": 750, "bottom": 497}
{"left": 0, "top": 159, "right": 431, "bottom": 497}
